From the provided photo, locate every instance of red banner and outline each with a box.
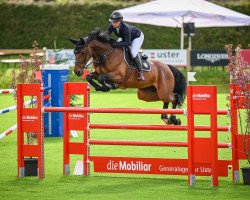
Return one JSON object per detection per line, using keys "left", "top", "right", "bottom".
{"left": 242, "top": 50, "right": 250, "bottom": 66}
{"left": 90, "top": 156, "right": 230, "bottom": 177}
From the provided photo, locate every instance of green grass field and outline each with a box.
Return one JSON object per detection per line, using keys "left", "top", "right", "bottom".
{"left": 0, "top": 91, "right": 250, "bottom": 200}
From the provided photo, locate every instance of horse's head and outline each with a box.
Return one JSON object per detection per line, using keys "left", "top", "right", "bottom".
{"left": 70, "top": 29, "right": 116, "bottom": 76}
{"left": 69, "top": 37, "right": 91, "bottom": 76}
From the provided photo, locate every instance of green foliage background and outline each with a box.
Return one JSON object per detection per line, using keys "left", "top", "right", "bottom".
{"left": 0, "top": 0, "right": 249, "bottom": 49}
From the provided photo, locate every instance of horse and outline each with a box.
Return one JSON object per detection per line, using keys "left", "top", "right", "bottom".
{"left": 69, "top": 29, "right": 187, "bottom": 125}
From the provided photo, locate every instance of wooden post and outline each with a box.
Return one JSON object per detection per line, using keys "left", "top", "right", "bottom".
{"left": 187, "top": 48, "right": 191, "bottom": 72}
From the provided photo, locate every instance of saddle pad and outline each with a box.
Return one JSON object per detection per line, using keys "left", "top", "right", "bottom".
{"left": 123, "top": 47, "right": 151, "bottom": 72}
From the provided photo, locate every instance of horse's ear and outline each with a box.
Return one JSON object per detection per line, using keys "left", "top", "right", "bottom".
{"left": 68, "top": 38, "right": 78, "bottom": 45}
{"left": 80, "top": 37, "right": 85, "bottom": 45}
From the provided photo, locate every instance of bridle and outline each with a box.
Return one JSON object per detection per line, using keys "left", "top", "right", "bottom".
{"left": 74, "top": 44, "right": 114, "bottom": 69}
{"left": 74, "top": 45, "right": 91, "bottom": 69}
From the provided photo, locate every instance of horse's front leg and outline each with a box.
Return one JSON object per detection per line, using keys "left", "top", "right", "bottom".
{"left": 98, "top": 73, "right": 119, "bottom": 90}
{"left": 86, "top": 72, "right": 109, "bottom": 92}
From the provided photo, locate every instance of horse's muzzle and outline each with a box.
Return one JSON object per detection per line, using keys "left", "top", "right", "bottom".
{"left": 74, "top": 67, "right": 83, "bottom": 77}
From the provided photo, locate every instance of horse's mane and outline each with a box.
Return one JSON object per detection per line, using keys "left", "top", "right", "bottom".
{"left": 87, "top": 28, "right": 115, "bottom": 44}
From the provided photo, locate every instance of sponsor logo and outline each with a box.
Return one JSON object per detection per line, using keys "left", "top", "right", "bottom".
{"left": 107, "top": 160, "right": 152, "bottom": 172}
{"left": 159, "top": 165, "right": 211, "bottom": 174}
{"left": 159, "top": 165, "right": 188, "bottom": 174}
{"left": 156, "top": 52, "right": 180, "bottom": 59}
{"left": 197, "top": 53, "right": 228, "bottom": 63}
{"left": 192, "top": 93, "right": 211, "bottom": 101}
{"left": 22, "top": 115, "right": 38, "bottom": 121}
{"left": 142, "top": 50, "right": 187, "bottom": 65}
{"left": 192, "top": 93, "right": 210, "bottom": 98}
{"left": 68, "top": 113, "right": 84, "bottom": 119}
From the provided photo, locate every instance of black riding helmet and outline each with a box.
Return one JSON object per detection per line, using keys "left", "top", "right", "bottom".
{"left": 109, "top": 11, "right": 123, "bottom": 22}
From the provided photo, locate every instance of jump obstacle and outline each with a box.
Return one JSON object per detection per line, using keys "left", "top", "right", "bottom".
{"left": 0, "top": 87, "right": 51, "bottom": 140}
{"left": 17, "top": 82, "right": 250, "bottom": 187}
{"left": 0, "top": 64, "right": 69, "bottom": 140}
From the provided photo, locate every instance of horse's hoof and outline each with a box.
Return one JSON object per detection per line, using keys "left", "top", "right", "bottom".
{"left": 168, "top": 115, "right": 181, "bottom": 125}
{"left": 162, "top": 118, "right": 169, "bottom": 124}
{"left": 176, "top": 119, "right": 181, "bottom": 125}
{"left": 161, "top": 114, "right": 169, "bottom": 124}
{"left": 111, "top": 83, "right": 119, "bottom": 90}
{"left": 95, "top": 86, "right": 103, "bottom": 92}
{"left": 171, "top": 118, "right": 181, "bottom": 125}
{"left": 101, "top": 86, "right": 110, "bottom": 92}
{"left": 168, "top": 115, "right": 174, "bottom": 124}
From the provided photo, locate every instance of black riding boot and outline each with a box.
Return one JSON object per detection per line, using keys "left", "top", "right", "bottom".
{"left": 134, "top": 54, "right": 145, "bottom": 81}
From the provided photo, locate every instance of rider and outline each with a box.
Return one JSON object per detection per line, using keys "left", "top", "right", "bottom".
{"left": 107, "top": 11, "right": 145, "bottom": 81}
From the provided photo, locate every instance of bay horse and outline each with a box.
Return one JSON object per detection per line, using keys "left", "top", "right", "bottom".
{"left": 69, "top": 29, "right": 187, "bottom": 125}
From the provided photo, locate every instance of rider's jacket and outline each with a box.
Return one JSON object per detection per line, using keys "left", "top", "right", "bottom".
{"left": 107, "top": 21, "right": 141, "bottom": 47}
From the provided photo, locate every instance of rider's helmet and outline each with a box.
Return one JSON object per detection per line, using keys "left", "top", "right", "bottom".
{"left": 109, "top": 11, "right": 123, "bottom": 22}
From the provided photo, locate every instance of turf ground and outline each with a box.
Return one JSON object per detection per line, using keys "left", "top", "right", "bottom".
{"left": 0, "top": 91, "right": 250, "bottom": 200}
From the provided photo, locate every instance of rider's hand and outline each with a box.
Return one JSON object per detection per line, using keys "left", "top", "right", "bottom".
{"left": 116, "top": 38, "right": 122, "bottom": 42}
{"left": 112, "top": 43, "right": 120, "bottom": 48}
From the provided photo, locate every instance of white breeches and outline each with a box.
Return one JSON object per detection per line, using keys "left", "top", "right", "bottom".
{"left": 131, "top": 32, "right": 144, "bottom": 58}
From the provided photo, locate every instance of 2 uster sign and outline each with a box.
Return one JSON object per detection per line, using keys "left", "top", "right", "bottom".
{"left": 90, "top": 156, "right": 230, "bottom": 176}
{"left": 143, "top": 49, "right": 187, "bottom": 66}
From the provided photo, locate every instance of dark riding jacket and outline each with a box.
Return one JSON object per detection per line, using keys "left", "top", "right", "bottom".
{"left": 107, "top": 21, "right": 141, "bottom": 48}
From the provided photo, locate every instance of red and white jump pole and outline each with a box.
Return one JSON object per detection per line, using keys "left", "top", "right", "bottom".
{"left": 0, "top": 124, "right": 17, "bottom": 140}
{"left": 0, "top": 89, "right": 15, "bottom": 94}
{"left": 0, "top": 92, "right": 51, "bottom": 141}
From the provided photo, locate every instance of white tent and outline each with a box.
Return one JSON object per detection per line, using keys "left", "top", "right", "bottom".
{"left": 118, "top": 0, "right": 250, "bottom": 49}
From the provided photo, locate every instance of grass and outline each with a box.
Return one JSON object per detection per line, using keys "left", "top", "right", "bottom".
{"left": 1, "top": 90, "right": 250, "bottom": 200}
{"left": 189, "top": 68, "right": 230, "bottom": 93}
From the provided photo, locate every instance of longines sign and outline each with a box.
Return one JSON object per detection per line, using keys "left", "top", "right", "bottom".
{"left": 191, "top": 50, "right": 229, "bottom": 66}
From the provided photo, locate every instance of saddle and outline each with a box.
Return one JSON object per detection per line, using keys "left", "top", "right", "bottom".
{"left": 123, "top": 47, "right": 151, "bottom": 71}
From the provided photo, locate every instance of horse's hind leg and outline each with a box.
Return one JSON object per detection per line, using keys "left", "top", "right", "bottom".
{"left": 168, "top": 94, "right": 181, "bottom": 125}
{"left": 161, "top": 102, "right": 169, "bottom": 124}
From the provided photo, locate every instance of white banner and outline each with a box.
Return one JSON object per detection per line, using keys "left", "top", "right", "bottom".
{"left": 46, "top": 49, "right": 187, "bottom": 67}
{"left": 143, "top": 49, "right": 187, "bottom": 66}
{"left": 46, "top": 49, "right": 75, "bottom": 66}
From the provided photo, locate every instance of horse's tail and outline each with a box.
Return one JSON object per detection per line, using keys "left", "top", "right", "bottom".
{"left": 168, "top": 65, "right": 187, "bottom": 108}
{"left": 176, "top": 71, "right": 187, "bottom": 108}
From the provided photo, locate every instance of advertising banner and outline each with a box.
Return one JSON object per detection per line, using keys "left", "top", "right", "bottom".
{"left": 46, "top": 49, "right": 75, "bottom": 66}
{"left": 191, "top": 50, "right": 228, "bottom": 66}
{"left": 143, "top": 49, "right": 187, "bottom": 66}
{"left": 91, "top": 156, "right": 229, "bottom": 176}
